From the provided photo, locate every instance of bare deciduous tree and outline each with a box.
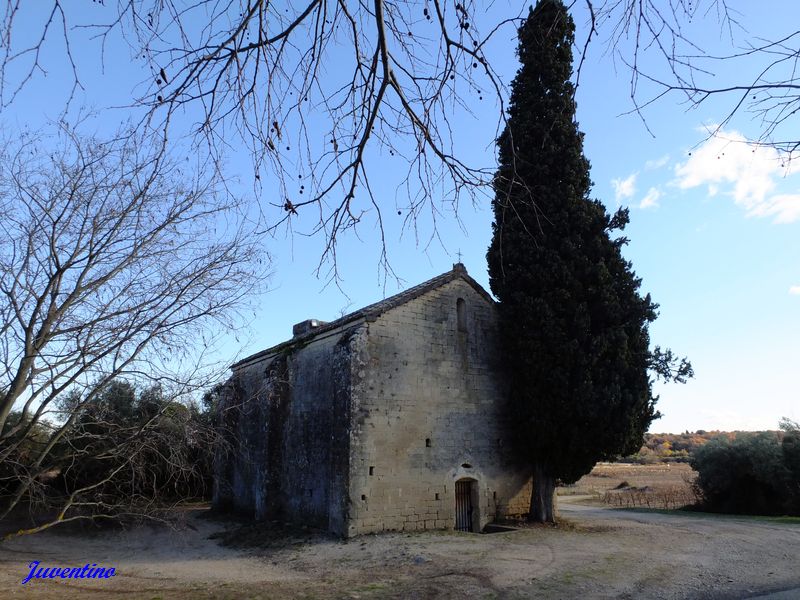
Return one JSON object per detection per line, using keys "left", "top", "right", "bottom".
{"left": 3, "top": 2, "right": 796, "bottom": 257}
{"left": 2, "top": 379, "right": 220, "bottom": 537}
{"left": 0, "top": 124, "right": 268, "bottom": 531}
{"left": 1, "top": 1, "right": 518, "bottom": 260}
{"left": 595, "top": 0, "right": 800, "bottom": 154}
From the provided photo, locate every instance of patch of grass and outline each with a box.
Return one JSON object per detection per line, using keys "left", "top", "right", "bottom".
{"left": 749, "top": 515, "right": 800, "bottom": 525}
{"left": 614, "top": 506, "right": 800, "bottom": 525}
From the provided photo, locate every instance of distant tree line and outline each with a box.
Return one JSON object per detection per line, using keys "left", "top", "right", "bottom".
{"left": 623, "top": 431, "right": 722, "bottom": 463}
{"left": 622, "top": 430, "right": 773, "bottom": 464}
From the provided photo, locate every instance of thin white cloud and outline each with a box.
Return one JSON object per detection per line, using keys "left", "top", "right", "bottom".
{"left": 645, "top": 155, "right": 670, "bottom": 170}
{"left": 674, "top": 129, "right": 800, "bottom": 223}
{"left": 790, "top": 286, "right": 800, "bottom": 296}
{"left": 639, "top": 187, "right": 661, "bottom": 210}
{"left": 751, "top": 194, "right": 800, "bottom": 224}
{"left": 611, "top": 173, "right": 637, "bottom": 202}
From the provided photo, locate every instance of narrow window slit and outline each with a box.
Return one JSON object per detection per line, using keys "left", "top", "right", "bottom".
{"left": 456, "top": 298, "right": 467, "bottom": 332}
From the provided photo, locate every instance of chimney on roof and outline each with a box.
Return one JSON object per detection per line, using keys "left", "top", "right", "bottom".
{"left": 293, "top": 319, "right": 326, "bottom": 337}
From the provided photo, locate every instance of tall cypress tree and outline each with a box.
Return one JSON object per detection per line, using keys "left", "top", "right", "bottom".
{"left": 487, "top": 0, "right": 691, "bottom": 522}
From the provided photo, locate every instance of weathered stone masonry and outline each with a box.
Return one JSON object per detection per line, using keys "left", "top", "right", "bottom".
{"left": 213, "top": 264, "right": 532, "bottom": 536}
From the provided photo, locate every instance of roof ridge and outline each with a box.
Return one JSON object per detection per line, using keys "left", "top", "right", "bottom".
{"left": 231, "top": 263, "right": 492, "bottom": 369}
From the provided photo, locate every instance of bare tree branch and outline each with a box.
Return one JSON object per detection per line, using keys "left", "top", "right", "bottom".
{"left": 0, "top": 1, "right": 518, "bottom": 268}
{"left": 0, "top": 123, "right": 269, "bottom": 525}
{"left": 595, "top": 0, "right": 800, "bottom": 154}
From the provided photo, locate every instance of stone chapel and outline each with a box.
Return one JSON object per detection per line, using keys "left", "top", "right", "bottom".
{"left": 212, "top": 263, "right": 532, "bottom": 536}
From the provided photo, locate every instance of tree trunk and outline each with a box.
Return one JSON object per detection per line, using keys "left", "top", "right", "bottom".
{"left": 529, "top": 463, "right": 556, "bottom": 523}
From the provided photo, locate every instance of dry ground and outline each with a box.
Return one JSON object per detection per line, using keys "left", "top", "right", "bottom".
{"left": 1, "top": 464, "right": 799, "bottom": 599}
{"left": 564, "top": 462, "right": 695, "bottom": 494}
{"left": 560, "top": 462, "right": 699, "bottom": 509}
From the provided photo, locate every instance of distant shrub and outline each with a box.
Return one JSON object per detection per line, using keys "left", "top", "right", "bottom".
{"left": 780, "top": 419, "right": 800, "bottom": 513}
{"left": 691, "top": 431, "right": 798, "bottom": 516}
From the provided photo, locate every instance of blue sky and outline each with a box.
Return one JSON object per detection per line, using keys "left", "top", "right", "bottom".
{"left": 4, "top": 1, "right": 798, "bottom": 433}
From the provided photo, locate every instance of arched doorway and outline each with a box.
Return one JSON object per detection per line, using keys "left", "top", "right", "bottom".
{"left": 454, "top": 478, "right": 477, "bottom": 532}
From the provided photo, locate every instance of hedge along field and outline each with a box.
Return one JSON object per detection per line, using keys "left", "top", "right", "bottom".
{"left": 558, "top": 463, "right": 699, "bottom": 509}
{"left": 691, "top": 428, "right": 800, "bottom": 516}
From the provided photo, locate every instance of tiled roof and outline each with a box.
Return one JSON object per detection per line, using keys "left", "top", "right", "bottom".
{"left": 231, "top": 263, "right": 493, "bottom": 369}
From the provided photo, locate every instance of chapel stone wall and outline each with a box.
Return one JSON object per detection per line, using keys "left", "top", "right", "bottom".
{"left": 346, "top": 278, "right": 531, "bottom": 536}
{"left": 212, "top": 328, "right": 353, "bottom": 533}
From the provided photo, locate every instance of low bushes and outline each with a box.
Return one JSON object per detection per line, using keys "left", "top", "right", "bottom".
{"left": 1, "top": 379, "right": 219, "bottom": 535}
{"left": 690, "top": 424, "right": 800, "bottom": 516}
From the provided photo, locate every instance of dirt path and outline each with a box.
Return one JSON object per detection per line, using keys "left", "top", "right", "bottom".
{"left": 558, "top": 499, "right": 800, "bottom": 599}
{"left": 1, "top": 499, "right": 798, "bottom": 599}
